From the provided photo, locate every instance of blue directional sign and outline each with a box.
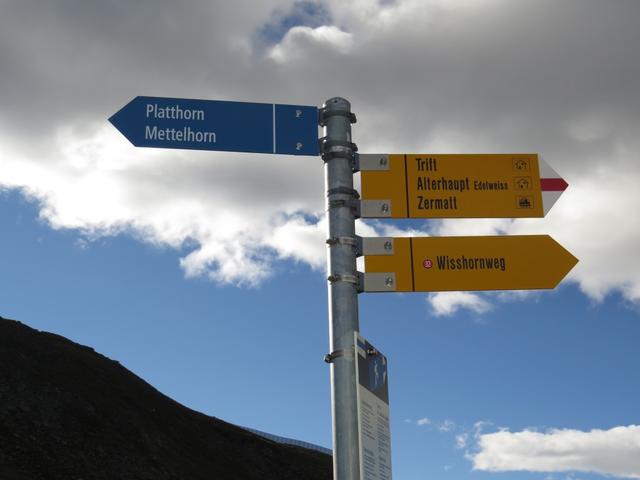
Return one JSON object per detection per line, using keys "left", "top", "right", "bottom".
{"left": 109, "top": 96, "right": 319, "bottom": 156}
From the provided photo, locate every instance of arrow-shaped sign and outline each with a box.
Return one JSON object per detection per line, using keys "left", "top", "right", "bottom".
{"left": 359, "top": 154, "right": 567, "bottom": 218}
{"left": 362, "top": 235, "right": 578, "bottom": 292}
{"left": 109, "top": 96, "right": 319, "bottom": 156}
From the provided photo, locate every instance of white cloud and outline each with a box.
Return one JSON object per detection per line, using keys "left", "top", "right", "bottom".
{"left": 264, "top": 214, "right": 326, "bottom": 268}
{"left": 473, "top": 420, "right": 493, "bottom": 435}
{"left": 417, "top": 417, "right": 431, "bottom": 426}
{"left": 439, "top": 419, "right": 456, "bottom": 432}
{"left": 0, "top": 125, "right": 326, "bottom": 286}
{"left": 268, "top": 25, "right": 353, "bottom": 63}
{"left": 428, "top": 292, "right": 492, "bottom": 316}
{"left": 456, "top": 433, "right": 468, "bottom": 449}
{"left": 471, "top": 425, "right": 640, "bottom": 479}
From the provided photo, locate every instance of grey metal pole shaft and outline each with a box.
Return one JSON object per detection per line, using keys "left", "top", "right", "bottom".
{"left": 322, "top": 97, "right": 360, "bottom": 480}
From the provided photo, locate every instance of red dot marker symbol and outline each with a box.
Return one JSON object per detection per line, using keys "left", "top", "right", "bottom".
{"left": 423, "top": 259, "right": 433, "bottom": 269}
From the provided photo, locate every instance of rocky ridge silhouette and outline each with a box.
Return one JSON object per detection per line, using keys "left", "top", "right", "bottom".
{"left": 0, "top": 317, "right": 331, "bottom": 480}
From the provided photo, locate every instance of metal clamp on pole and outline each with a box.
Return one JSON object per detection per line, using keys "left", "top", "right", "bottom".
{"left": 324, "top": 347, "right": 355, "bottom": 364}
{"left": 327, "top": 236, "right": 365, "bottom": 257}
{"left": 319, "top": 137, "right": 359, "bottom": 171}
{"left": 328, "top": 198, "right": 361, "bottom": 218}
{"left": 327, "top": 186, "right": 360, "bottom": 217}
{"left": 327, "top": 274, "right": 360, "bottom": 286}
{"left": 319, "top": 138, "right": 359, "bottom": 154}
{"left": 327, "top": 186, "right": 360, "bottom": 198}
{"left": 326, "top": 236, "right": 360, "bottom": 251}
{"left": 318, "top": 107, "right": 357, "bottom": 126}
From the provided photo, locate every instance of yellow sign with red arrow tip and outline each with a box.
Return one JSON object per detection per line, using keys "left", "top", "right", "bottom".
{"left": 359, "top": 154, "right": 568, "bottom": 218}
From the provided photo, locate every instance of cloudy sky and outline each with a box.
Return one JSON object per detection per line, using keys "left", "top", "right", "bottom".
{"left": 1, "top": 1, "right": 639, "bottom": 479}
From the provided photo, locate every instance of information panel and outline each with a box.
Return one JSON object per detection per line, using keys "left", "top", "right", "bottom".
{"left": 355, "top": 333, "right": 392, "bottom": 480}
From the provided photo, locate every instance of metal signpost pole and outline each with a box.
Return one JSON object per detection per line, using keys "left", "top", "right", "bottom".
{"left": 321, "top": 97, "right": 360, "bottom": 480}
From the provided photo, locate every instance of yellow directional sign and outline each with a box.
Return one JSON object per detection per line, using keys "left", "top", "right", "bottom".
{"left": 363, "top": 235, "right": 578, "bottom": 292}
{"left": 359, "top": 154, "right": 568, "bottom": 218}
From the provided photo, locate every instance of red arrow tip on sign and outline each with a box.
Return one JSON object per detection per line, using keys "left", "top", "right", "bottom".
{"left": 539, "top": 157, "right": 569, "bottom": 215}
{"left": 540, "top": 177, "right": 569, "bottom": 191}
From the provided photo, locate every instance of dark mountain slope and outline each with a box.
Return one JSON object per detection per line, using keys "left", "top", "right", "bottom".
{"left": 0, "top": 317, "right": 331, "bottom": 480}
